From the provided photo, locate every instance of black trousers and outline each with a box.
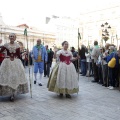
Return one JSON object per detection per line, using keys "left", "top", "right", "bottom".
{"left": 92, "top": 59, "right": 99, "bottom": 82}
{"left": 109, "top": 67, "right": 119, "bottom": 87}
{"left": 44, "top": 63, "right": 50, "bottom": 77}
{"left": 73, "top": 60, "right": 78, "bottom": 72}
{"left": 98, "top": 65, "right": 103, "bottom": 84}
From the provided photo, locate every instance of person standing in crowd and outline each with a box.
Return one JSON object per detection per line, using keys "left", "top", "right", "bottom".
{"left": 0, "top": 39, "right": 5, "bottom": 65}
{"left": 91, "top": 41, "right": 100, "bottom": 82}
{"left": 85, "top": 47, "right": 93, "bottom": 77}
{"left": 49, "top": 48, "right": 54, "bottom": 67}
{"left": 71, "top": 47, "right": 78, "bottom": 72}
{"left": 97, "top": 47, "right": 105, "bottom": 84}
{"left": 117, "top": 45, "right": 120, "bottom": 89}
{"left": 29, "top": 50, "right": 33, "bottom": 65}
{"left": 44, "top": 45, "right": 51, "bottom": 77}
{"left": 79, "top": 45, "right": 86, "bottom": 76}
{"left": 106, "top": 46, "right": 119, "bottom": 90}
{"left": 0, "top": 33, "right": 28, "bottom": 101}
{"left": 102, "top": 43, "right": 110, "bottom": 87}
{"left": 47, "top": 41, "right": 79, "bottom": 98}
{"left": 20, "top": 48, "right": 24, "bottom": 66}
{"left": 32, "top": 39, "right": 47, "bottom": 86}
{"left": 20, "top": 49, "right": 28, "bottom": 67}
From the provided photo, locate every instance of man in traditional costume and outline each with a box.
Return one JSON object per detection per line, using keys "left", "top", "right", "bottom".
{"left": 0, "top": 33, "right": 29, "bottom": 101}
{"left": 32, "top": 39, "right": 47, "bottom": 86}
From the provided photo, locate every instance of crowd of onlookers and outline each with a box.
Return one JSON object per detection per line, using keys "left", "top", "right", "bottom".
{"left": 71, "top": 41, "right": 120, "bottom": 90}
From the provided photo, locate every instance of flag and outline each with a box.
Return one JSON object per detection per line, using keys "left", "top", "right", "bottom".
{"left": 78, "top": 28, "right": 81, "bottom": 39}
{"left": 24, "top": 28, "right": 27, "bottom": 36}
{"left": 52, "top": 15, "right": 59, "bottom": 19}
{"left": 46, "top": 17, "right": 51, "bottom": 24}
{"left": 88, "top": 40, "right": 90, "bottom": 49}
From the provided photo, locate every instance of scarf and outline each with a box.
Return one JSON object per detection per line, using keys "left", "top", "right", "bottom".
{"left": 94, "top": 45, "right": 99, "bottom": 48}
{"left": 36, "top": 44, "right": 42, "bottom": 50}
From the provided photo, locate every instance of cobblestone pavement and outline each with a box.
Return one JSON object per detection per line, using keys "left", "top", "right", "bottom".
{"left": 0, "top": 65, "right": 120, "bottom": 120}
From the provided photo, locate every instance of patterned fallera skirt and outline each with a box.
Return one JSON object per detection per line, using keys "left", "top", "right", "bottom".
{"left": 47, "top": 62, "right": 79, "bottom": 94}
{"left": 0, "top": 58, "right": 29, "bottom": 96}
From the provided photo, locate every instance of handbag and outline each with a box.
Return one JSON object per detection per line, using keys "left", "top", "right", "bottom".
{"left": 108, "top": 53, "right": 116, "bottom": 68}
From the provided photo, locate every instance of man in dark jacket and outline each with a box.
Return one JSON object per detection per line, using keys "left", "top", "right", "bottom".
{"left": 49, "top": 48, "right": 54, "bottom": 67}
{"left": 71, "top": 47, "right": 78, "bottom": 72}
{"left": 79, "top": 45, "right": 86, "bottom": 76}
{"left": 44, "top": 45, "right": 52, "bottom": 77}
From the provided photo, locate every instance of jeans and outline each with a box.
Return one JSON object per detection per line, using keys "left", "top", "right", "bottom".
{"left": 81, "top": 59, "right": 86, "bottom": 76}
{"left": 87, "top": 62, "right": 93, "bottom": 76}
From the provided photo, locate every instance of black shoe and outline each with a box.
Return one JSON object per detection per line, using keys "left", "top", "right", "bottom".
{"left": 34, "top": 81, "right": 36, "bottom": 84}
{"left": 59, "top": 93, "right": 63, "bottom": 98}
{"left": 10, "top": 95, "right": 14, "bottom": 102}
{"left": 97, "top": 82, "right": 102, "bottom": 84}
{"left": 79, "top": 72, "right": 82, "bottom": 74}
{"left": 66, "top": 94, "right": 71, "bottom": 98}
{"left": 44, "top": 75, "right": 46, "bottom": 77}
{"left": 86, "top": 75, "right": 90, "bottom": 77}
{"left": 90, "top": 74, "right": 93, "bottom": 77}
{"left": 104, "top": 84, "right": 107, "bottom": 87}
{"left": 91, "top": 80, "right": 98, "bottom": 83}
{"left": 39, "top": 83, "right": 42, "bottom": 86}
{"left": 81, "top": 75, "right": 85, "bottom": 76}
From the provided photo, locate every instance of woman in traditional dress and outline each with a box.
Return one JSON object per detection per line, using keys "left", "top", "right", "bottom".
{"left": 47, "top": 41, "right": 79, "bottom": 98}
{"left": 0, "top": 33, "right": 29, "bottom": 101}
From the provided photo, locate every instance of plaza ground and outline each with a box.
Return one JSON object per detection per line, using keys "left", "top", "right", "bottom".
{"left": 0, "top": 66, "right": 120, "bottom": 120}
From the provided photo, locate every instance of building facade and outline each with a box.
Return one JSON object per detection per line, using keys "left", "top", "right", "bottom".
{"left": 79, "top": 2, "right": 120, "bottom": 47}
{"left": 0, "top": 14, "right": 56, "bottom": 51}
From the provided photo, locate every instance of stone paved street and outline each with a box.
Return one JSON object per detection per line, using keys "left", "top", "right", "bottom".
{"left": 0, "top": 66, "right": 120, "bottom": 120}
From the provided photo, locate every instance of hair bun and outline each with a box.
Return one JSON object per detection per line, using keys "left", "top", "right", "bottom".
{"left": 62, "top": 41, "right": 68, "bottom": 46}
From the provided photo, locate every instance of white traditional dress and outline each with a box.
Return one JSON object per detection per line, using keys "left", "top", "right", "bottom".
{"left": 47, "top": 49, "right": 79, "bottom": 94}
{"left": 0, "top": 42, "right": 29, "bottom": 96}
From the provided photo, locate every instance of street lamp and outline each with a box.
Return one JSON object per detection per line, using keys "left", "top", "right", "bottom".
{"left": 101, "top": 22, "right": 111, "bottom": 44}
